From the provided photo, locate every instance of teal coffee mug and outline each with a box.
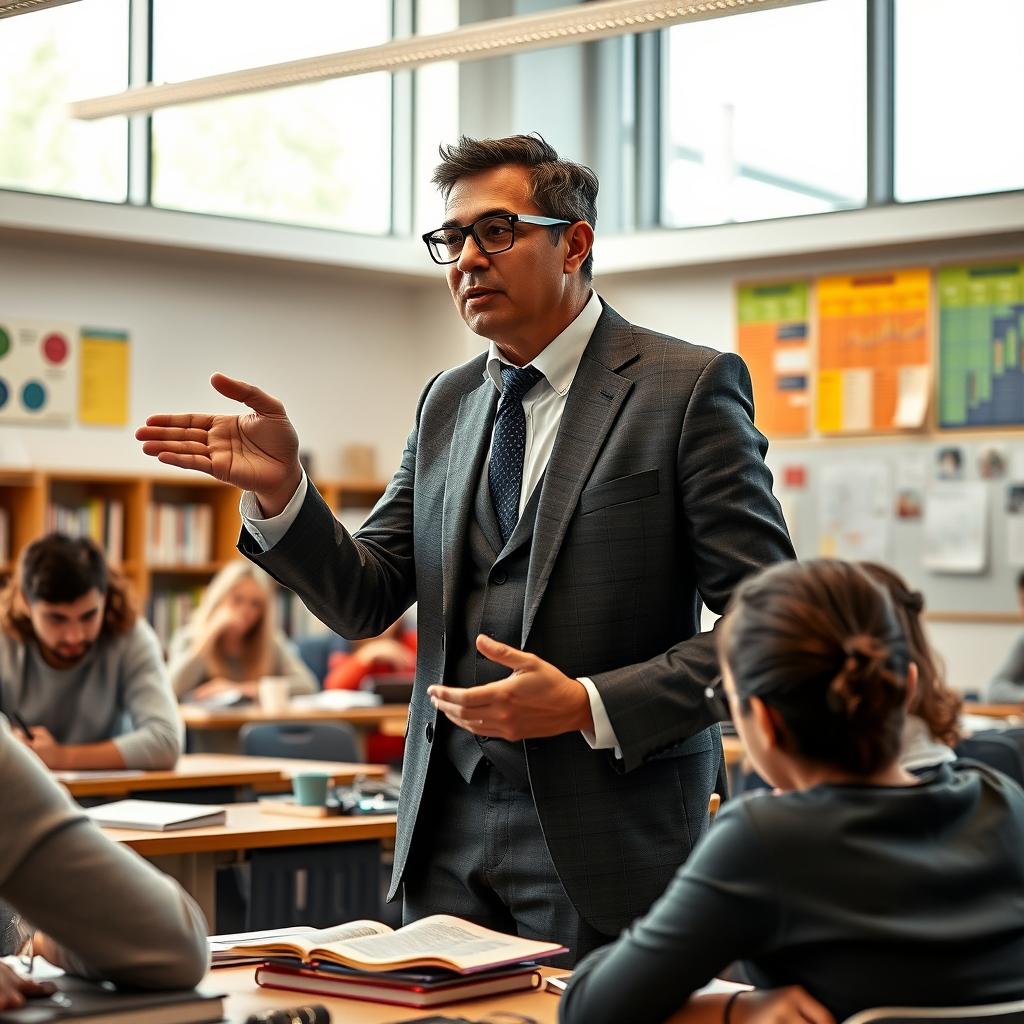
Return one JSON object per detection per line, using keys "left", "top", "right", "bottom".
{"left": 292, "top": 771, "right": 331, "bottom": 807}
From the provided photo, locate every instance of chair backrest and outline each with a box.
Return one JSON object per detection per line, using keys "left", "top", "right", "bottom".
{"left": 955, "top": 734, "right": 1024, "bottom": 785}
{"left": 294, "top": 632, "right": 351, "bottom": 687}
{"left": 843, "top": 999, "right": 1024, "bottom": 1024}
{"left": 240, "top": 721, "right": 360, "bottom": 763}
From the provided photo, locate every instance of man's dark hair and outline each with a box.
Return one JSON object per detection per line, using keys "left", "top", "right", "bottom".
{"left": 0, "top": 532, "right": 136, "bottom": 642}
{"left": 432, "top": 134, "right": 598, "bottom": 283}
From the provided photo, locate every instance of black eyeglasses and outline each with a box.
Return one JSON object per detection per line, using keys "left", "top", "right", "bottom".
{"left": 422, "top": 213, "right": 571, "bottom": 265}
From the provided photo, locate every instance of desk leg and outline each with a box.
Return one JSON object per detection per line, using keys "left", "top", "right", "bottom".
{"left": 147, "top": 853, "right": 217, "bottom": 933}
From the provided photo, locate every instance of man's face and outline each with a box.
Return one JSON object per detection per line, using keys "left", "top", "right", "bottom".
{"left": 26, "top": 588, "right": 105, "bottom": 667}
{"left": 443, "top": 165, "right": 572, "bottom": 351}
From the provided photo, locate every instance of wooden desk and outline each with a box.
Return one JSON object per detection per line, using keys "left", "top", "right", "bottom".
{"left": 181, "top": 704, "right": 409, "bottom": 757}
{"left": 56, "top": 754, "right": 385, "bottom": 800}
{"left": 212, "top": 963, "right": 563, "bottom": 1023}
{"left": 105, "top": 805, "right": 396, "bottom": 931}
{"left": 964, "top": 703, "right": 1022, "bottom": 720}
{"left": 721, "top": 734, "right": 743, "bottom": 767}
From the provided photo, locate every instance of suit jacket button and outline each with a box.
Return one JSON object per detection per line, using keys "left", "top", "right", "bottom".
{"left": 490, "top": 569, "right": 508, "bottom": 585}
{"left": 425, "top": 722, "right": 434, "bottom": 742}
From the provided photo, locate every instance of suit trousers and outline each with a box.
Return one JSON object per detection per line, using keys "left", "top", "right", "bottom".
{"left": 401, "top": 757, "right": 613, "bottom": 968}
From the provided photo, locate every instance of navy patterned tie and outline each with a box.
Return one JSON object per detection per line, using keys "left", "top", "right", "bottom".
{"left": 489, "top": 363, "right": 544, "bottom": 544}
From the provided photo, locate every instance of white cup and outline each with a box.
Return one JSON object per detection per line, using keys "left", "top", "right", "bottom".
{"left": 258, "top": 676, "right": 291, "bottom": 713}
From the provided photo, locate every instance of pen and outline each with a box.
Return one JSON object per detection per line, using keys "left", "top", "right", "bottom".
{"left": 10, "top": 710, "right": 35, "bottom": 742}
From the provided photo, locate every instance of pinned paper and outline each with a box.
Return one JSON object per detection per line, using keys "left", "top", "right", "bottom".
{"left": 79, "top": 328, "right": 130, "bottom": 426}
{"left": 924, "top": 482, "right": 988, "bottom": 574}
{"left": 893, "top": 365, "right": 930, "bottom": 428}
{"left": 0, "top": 317, "right": 76, "bottom": 425}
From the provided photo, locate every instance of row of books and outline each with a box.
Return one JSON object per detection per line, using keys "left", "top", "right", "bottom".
{"left": 148, "top": 502, "right": 213, "bottom": 565}
{"left": 148, "top": 586, "right": 203, "bottom": 649}
{"left": 45, "top": 500, "right": 124, "bottom": 565}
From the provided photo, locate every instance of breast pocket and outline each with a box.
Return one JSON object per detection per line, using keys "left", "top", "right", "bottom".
{"left": 580, "top": 469, "right": 660, "bottom": 514}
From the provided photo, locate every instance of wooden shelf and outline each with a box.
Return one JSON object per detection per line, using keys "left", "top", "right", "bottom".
{"left": 0, "top": 468, "right": 388, "bottom": 635}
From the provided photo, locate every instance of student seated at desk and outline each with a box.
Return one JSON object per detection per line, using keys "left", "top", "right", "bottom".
{"left": 860, "top": 562, "right": 961, "bottom": 772}
{"left": 168, "top": 561, "right": 316, "bottom": 704}
{"left": 561, "top": 560, "right": 1024, "bottom": 1024}
{"left": 0, "top": 533, "right": 180, "bottom": 770}
{"left": 0, "top": 717, "right": 207, "bottom": 1008}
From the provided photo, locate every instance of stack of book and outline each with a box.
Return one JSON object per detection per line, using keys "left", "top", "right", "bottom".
{"left": 45, "top": 499, "right": 123, "bottom": 564}
{"left": 217, "top": 914, "right": 566, "bottom": 1009}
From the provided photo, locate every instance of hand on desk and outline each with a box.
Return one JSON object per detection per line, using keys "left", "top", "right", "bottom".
{"left": 0, "top": 962, "right": 55, "bottom": 1010}
{"left": 730, "top": 987, "right": 834, "bottom": 1024}
{"left": 13, "top": 725, "right": 66, "bottom": 769}
{"left": 428, "top": 634, "right": 593, "bottom": 741}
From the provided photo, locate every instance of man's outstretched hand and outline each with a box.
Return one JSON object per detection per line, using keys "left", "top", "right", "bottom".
{"left": 136, "top": 373, "right": 302, "bottom": 516}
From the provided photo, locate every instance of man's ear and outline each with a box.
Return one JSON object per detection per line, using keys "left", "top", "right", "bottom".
{"left": 562, "top": 221, "right": 594, "bottom": 276}
{"left": 903, "top": 661, "right": 918, "bottom": 713}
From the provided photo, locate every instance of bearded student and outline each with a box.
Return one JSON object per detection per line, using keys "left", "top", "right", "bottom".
{"left": 0, "top": 532, "right": 180, "bottom": 770}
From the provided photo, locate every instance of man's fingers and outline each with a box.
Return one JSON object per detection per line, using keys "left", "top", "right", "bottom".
{"left": 475, "top": 634, "right": 535, "bottom": 670}
{"left": 210, "top": 372, "right": 287, "bottom": 417}
{"left": 428, "top": 683, "right": 504, "bottom": 710}
{"left": 141, "top": 440, "right": 208, "bottom": 458}
{"left": 137, "top": 414, "right": 214, "bottom": 433}
{"left": 155, "top": 452, "right": 216, "bottom": 476}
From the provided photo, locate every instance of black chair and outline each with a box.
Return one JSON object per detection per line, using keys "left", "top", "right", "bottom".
{"left": 234, "top": 720, "right": 381, "bottom": 930}
{"left": 955, "top": 733, "right": 1024, "bottom": 786}
{"left": 239, "top": 721, "right": 360, "bottom": 763}
{"left": 842, "top": 999, "right": 1024, "bottom": 1024}
{"left": 294, "top": 631, "right": 351, "bottom": 687}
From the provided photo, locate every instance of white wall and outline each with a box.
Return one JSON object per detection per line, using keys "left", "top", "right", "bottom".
{"left": 0, "top": 237, "right": 460, "bottom": 479}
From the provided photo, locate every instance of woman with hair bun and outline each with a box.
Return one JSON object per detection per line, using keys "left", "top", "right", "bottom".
{"left": 561, "top": 559, "right": 1024, "bottom": 1024}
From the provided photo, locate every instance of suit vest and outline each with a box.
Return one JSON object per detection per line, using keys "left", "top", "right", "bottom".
{"left": 443, "top": 460, "right": 544, "bottom": 790}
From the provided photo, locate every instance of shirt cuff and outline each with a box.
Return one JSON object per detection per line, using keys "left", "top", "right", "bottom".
{"left": 239, "top": 472, "right": 309, "bottom": 551}
{"left": 578, "top": 677, "right": 622, "bottom": 759}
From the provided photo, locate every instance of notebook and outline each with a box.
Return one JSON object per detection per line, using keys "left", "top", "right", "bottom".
{"left": 83, "top": 799, "right": 227, "bottom": 831}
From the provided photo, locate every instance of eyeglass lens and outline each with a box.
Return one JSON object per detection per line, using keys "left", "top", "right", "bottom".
{"left": 429, "top": 215, "right": 515, "bottom": 262}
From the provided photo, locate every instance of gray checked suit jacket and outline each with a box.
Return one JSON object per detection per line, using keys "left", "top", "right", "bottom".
{"left": 240, "top": 298, "right": 795, "bottom": 935}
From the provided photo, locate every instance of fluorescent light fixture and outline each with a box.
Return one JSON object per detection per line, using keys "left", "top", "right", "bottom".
{"left": 1, "top": 0, "right": 81, "bottom": 17}
{"left": 71, "top": 0, "right": 821, "bottom": 120}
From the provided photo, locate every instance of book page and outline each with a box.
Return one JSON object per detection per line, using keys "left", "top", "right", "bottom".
{"left": 224, "top": 919, "right": 392, "bottom": 955}
{"left": 322, "top": 915, "right": 563, "bottom": 970}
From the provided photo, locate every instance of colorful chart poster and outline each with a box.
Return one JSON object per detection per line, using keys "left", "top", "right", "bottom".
{"left": 937, "top": 262, "right": 1024, "bottom": 428}
{"left": 79, "top": 327, "right": 130, "bottom": 426}
{"left": 815, "top": 269, "right": 931, "bottom": 433}
{"left": 0, "top": 318, "right": 77, "bottom": 425}
{"left": 737, "top": 281, "right": 811, "bottom": 436}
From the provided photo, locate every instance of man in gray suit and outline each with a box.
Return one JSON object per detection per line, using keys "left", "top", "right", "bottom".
{"left": 137, "top": 135, "right": 794, "bottom": 964}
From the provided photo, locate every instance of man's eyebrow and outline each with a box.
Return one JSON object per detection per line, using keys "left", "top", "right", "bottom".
{"left": 440, "top": 207, "right": 514, "bottom": 230}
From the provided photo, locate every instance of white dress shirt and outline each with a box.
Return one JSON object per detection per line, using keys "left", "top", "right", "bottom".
{"left": 241, "top": 289, "right": 621, "bottom": 754}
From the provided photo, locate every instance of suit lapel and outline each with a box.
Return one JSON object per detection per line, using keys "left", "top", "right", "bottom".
{"left": 522, "top": 305, "right": 639, "bottom": 645}
{"left": 442, "top": 377, "right": 498, "bottom": 646}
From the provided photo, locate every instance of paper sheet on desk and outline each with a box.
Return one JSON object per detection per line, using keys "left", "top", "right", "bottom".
{"left": 544, "top": 975, "right": 752, "bottom": 995}
{"left": 290, "top": 690, "right": 382, "bottom": 710}
{"left": 53, "top": 769, "right": 145, "bottom": 781}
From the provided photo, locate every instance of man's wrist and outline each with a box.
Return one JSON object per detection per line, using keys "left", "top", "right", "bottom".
{"left": 572, "top": 678, "right": 595, "bottom": 732}
{"left": 255, "top": 464, "right": 303, "bottom": 519}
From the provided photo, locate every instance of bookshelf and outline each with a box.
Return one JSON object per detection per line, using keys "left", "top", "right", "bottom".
{"left": 0, "top": 469, "right": 387, "bottom": 647}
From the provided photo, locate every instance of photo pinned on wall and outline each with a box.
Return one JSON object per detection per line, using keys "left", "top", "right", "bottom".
{"left": 978, "top": 446, "right": 1008, "bottom": 480}
{"left": 896, "top": 454, "right": 928, "bottom": 521}
{"left": 1007, "top": 484, "right": 1024, "bottom": 567}
{"left": 935, "top": 446, "right": 965, "bottom": 481}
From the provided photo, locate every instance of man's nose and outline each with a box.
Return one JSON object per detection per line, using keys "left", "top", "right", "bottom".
{"left": 455, "top": 234, "right": 489, "bottom": 273}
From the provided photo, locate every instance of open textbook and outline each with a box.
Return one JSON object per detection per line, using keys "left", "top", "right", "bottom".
{"left": 218, "top": 914, "right": 567, "bottom": 974}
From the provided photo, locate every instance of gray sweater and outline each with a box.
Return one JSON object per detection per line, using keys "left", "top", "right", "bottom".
{"left": 987, "top": 633, "right": 1024, "bottom": 703}
{"left": 0, "top": 620, "right": 181, "bottom": 769}
{"left": 0, "top": 719, "right": 208, "bottom": 987}
{"left": 166, "top": 624, "right": 317, "bottom": 700}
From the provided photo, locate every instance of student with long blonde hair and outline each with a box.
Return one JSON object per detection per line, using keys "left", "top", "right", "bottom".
{"left": 168, "top": 561, "right": 315, "bottom": 702}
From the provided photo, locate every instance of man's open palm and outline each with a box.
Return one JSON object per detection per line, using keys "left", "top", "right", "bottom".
{"left": 136, "top": 373, "right": 300, "bottom": 498}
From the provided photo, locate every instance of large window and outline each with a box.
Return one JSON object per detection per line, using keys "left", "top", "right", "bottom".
{"left": 895, "top": 0, "right": 1024, "bottom": 203}
{"left": 662, "top": 0, "right": 866, "bottom": 228}
{"left": 0, "top": 0, "right": 129, "bottom": 203}
{"left": 150, "top": 0, "right": 392, "bottom": 234}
